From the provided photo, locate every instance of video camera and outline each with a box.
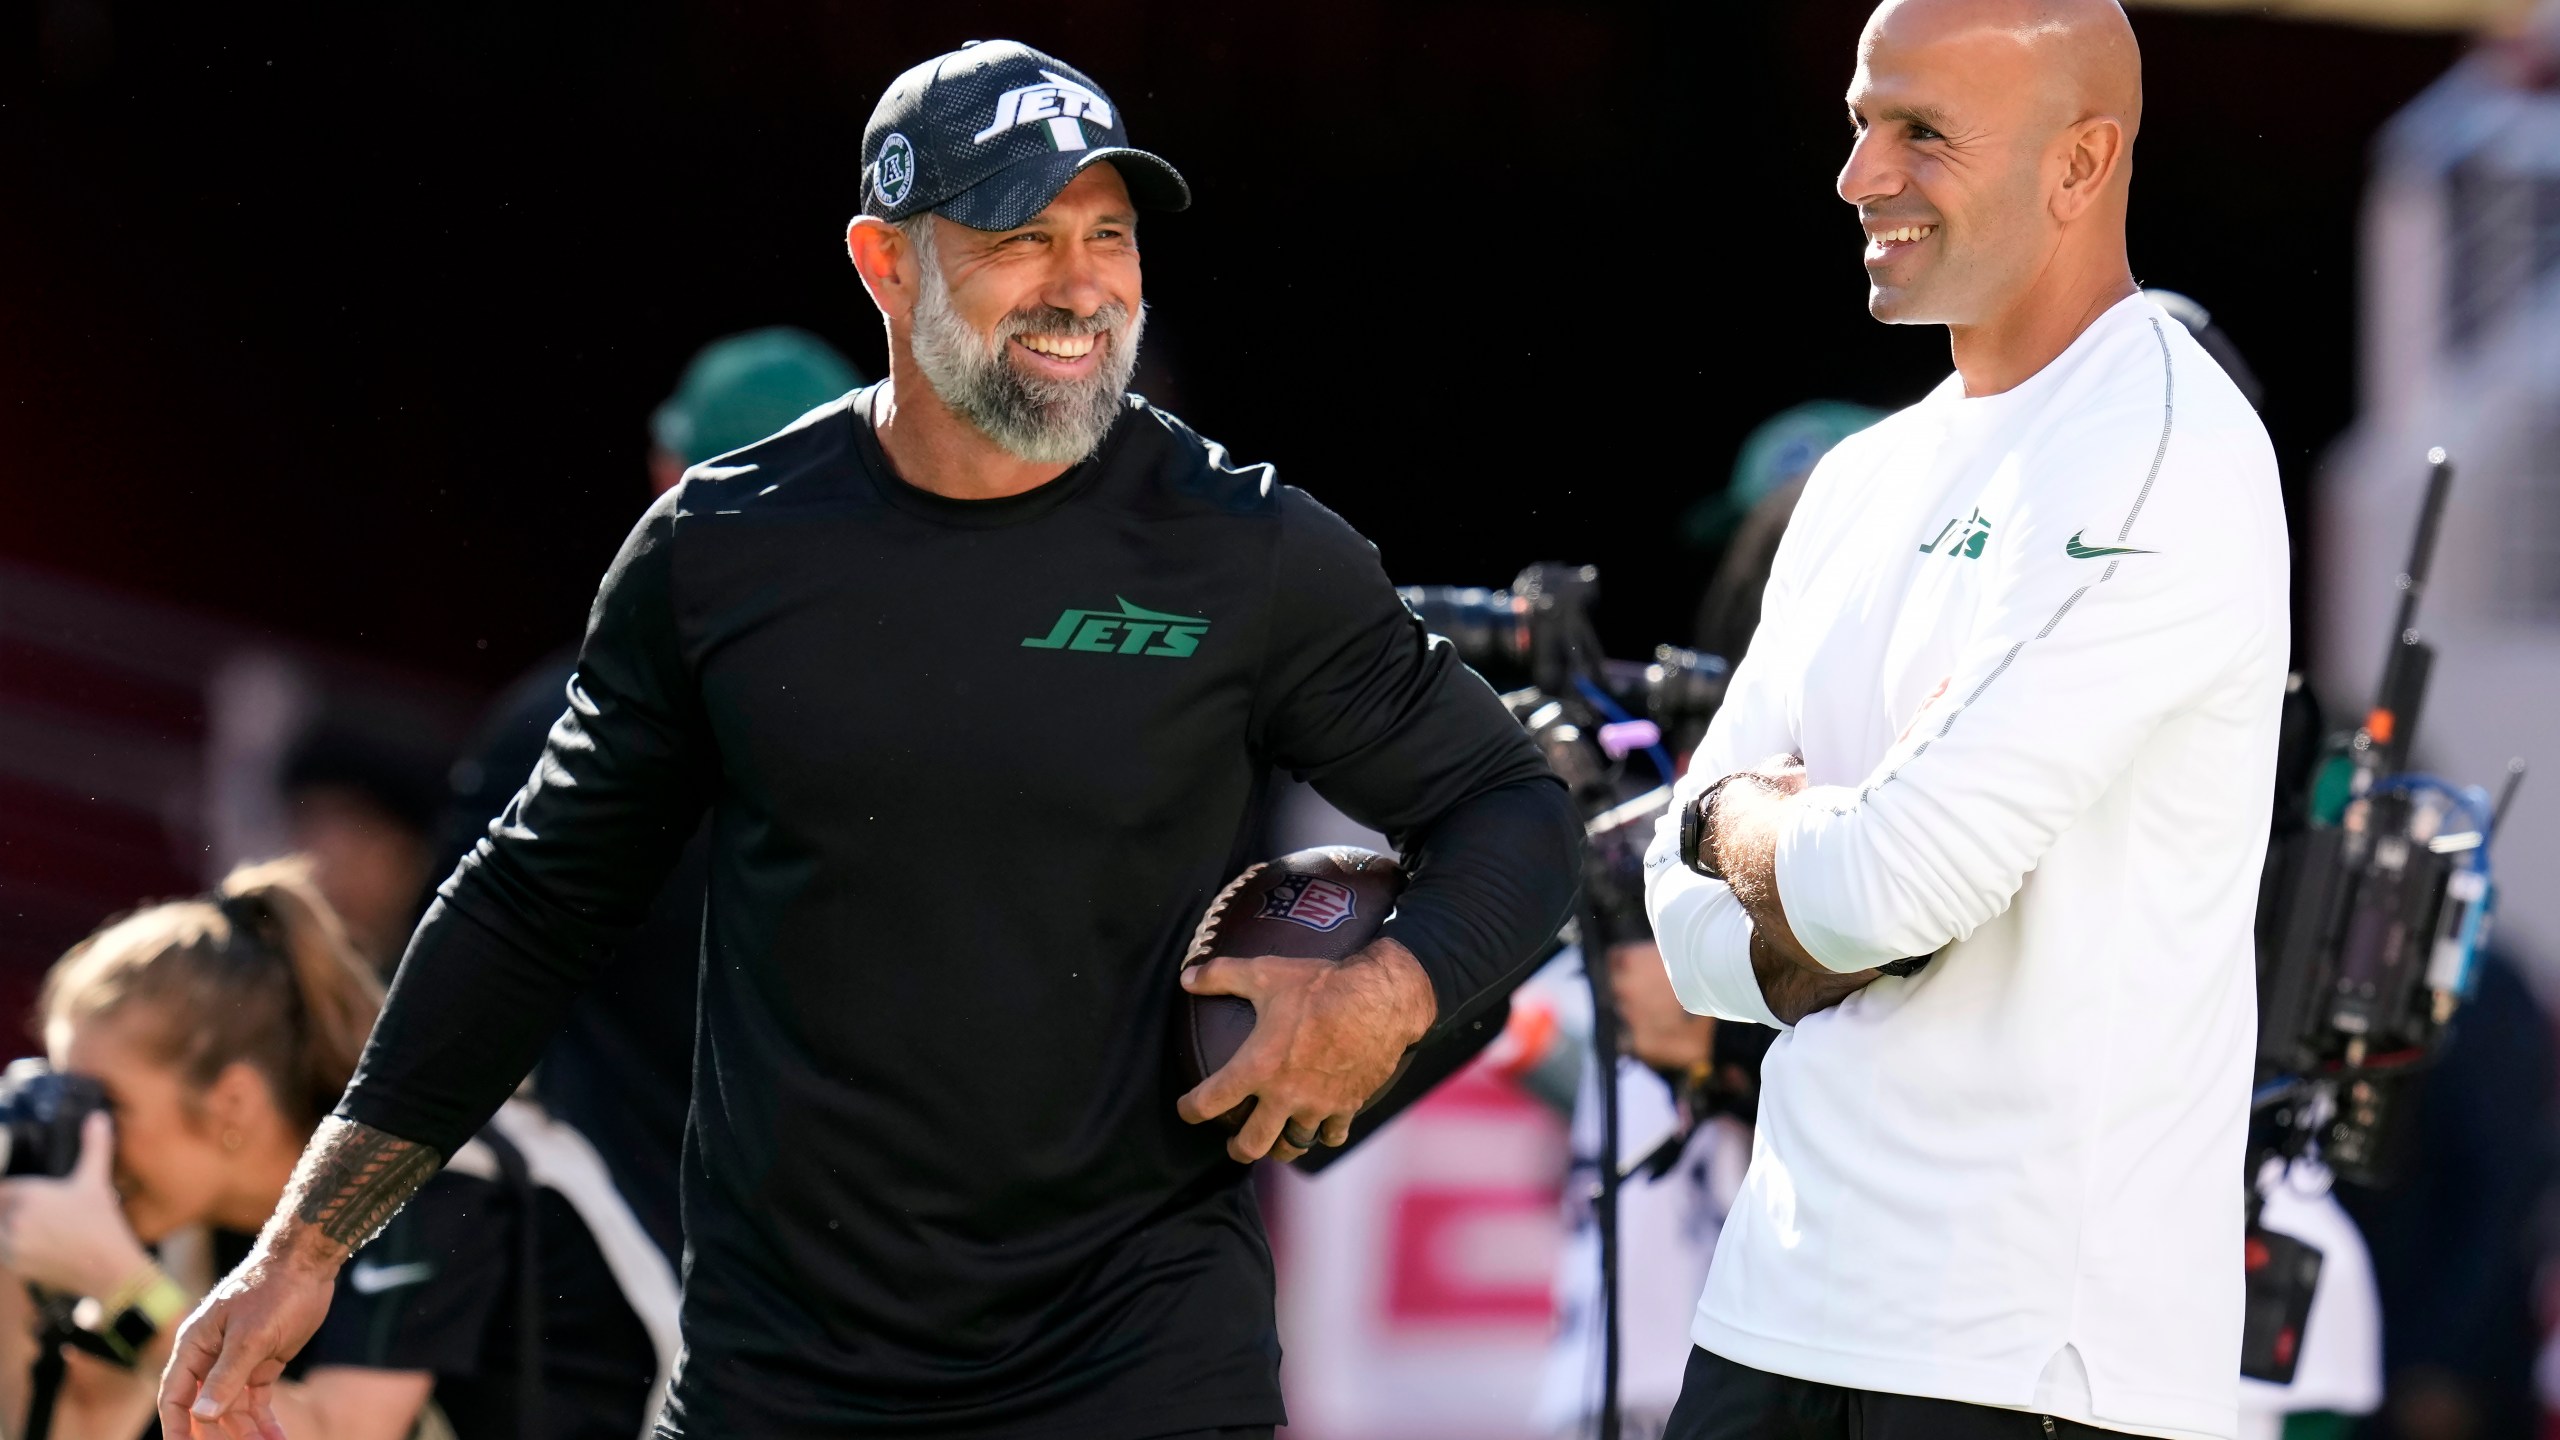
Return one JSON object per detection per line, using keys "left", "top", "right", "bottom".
{"left": 1400, "top": 564, "right": 1727, "bottom": 940}
{"left": 2253, "top": 451, "right": 2518, "bottom": 1182}
{"left": 1402, "top": 563, "right": 1729, "bottom": 779}
{"left": 2243, "top": 450, "right": 2523, "bottom": 1381}
{"left": 1397, "top": 562, "right": 1734, "bottom": 1440}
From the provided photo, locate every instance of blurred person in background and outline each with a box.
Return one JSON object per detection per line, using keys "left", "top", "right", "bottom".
{"left": 0, "top": 859, "right": 666, "bottom": 1439}
{"left": 280, "top": 726, "right": 445, "bottom": 975}
{"left": 1680, "top": 403, "right": 1886, "bottom": 666}
{"left": 2343, "top": 949, "right": 2555, "bottom": 1440}
{"left": 640, "top": 325, "right": 867, "bottom": 498}
{"left": 437, "top": 324, "right": 863, "bottom": 1262}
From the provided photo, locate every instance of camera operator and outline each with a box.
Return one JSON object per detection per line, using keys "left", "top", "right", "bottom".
{"left": 1682, "top": 402, "right": 1885, "bottom": 667}
{"left": 0, "top": 859, "right": 663, "bottom": 1439}
{"left": 1643, "top": 2, "right": 2288, "bottom": 1436}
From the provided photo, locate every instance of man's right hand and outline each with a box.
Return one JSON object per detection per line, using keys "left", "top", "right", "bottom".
{"left": 1750, "top": 929, "right": 1880, "bottom": 1026}
{"left": 163, "top": 1115, "right": 443, "bottom": 1437}
{"left": 157, "top": 1232, "right": 340, "bottom": 1440}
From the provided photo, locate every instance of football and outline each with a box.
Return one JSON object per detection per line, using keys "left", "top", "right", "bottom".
{"left": 1178, "top": 846, "right": 1407, "bottom": 1129}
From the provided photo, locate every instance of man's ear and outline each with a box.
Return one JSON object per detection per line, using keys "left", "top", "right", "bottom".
{"left": 2052, "top": 115, "right": 2127, "bottom": 225}
{"left": 847, "top": 215, "right": 917, "bottom": 321}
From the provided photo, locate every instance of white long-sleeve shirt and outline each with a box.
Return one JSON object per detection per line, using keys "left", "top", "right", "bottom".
{"left": 1644, "top": 295, "right": 2288, "bottom": 1440}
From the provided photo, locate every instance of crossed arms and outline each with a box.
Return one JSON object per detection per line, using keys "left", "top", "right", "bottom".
{"left": 1645, "top": 435, "right": 2272, "bottom": 1031}
{"left": 1705, "top": 760, "right": 1888, "bottom": 1025}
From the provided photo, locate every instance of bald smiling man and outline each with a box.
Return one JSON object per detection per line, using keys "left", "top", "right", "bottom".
{"left": 1644, "top": 2, "right": 2285, "bottom": 1438}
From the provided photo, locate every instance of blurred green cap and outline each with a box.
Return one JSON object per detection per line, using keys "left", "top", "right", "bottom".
{"left": 650, "top": 326, "right": 865, "bottom": 467}
{"left": 1679, "top": 400, "right": 1888, "bottom": 549}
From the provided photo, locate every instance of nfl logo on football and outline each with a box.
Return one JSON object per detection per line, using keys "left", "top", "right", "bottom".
{"left": 1258, "top": 874, "right": 1357, "bottom": 932}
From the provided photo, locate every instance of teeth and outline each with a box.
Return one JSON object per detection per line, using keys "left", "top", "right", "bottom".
{"left": 1018, "top": 333, "right": 1096, "bottom": 359}
{"left": 1872, "top": 224, "right": 1937, "bottom": 244}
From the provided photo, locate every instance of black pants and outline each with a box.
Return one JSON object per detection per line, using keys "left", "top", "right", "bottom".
{"left": 1664, "top": 1347, "right": 2127, "bottom": 1439}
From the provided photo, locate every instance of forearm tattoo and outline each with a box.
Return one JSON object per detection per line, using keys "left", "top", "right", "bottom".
{"left": 286, "top": 1117, "right": 441, "bottom": 1251}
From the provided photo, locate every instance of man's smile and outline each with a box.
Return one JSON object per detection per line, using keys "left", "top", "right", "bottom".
{"left": 1011, "top": 330, "right": 1105, "bottom": 377}
{"left": 1863, "top": 221, "right": 1938, "bottom": 266}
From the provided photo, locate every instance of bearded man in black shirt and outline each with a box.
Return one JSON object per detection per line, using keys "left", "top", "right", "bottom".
{"left": 164, "top": 40, "right": 1579, "bottom": 1440}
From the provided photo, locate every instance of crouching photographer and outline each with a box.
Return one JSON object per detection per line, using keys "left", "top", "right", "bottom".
{"left": 0, "top": 859, "right": 673, "bottom": 1440}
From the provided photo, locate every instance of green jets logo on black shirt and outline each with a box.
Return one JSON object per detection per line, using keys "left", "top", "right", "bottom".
{"left": 1022, "top": 597, "right": 1208, "bottom": 657}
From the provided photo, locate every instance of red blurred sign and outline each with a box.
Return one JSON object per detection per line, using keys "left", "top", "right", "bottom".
{"left": 1387, "top": 1187, "right": 1559, "bottom": 1324}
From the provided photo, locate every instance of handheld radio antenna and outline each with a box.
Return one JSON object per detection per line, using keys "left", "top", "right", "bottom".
{"left": 2364, "top": 449, "right": 2455, "bottom": 774}
{"left": 2494, "top": 758, "right": 2529, "bottom": 834}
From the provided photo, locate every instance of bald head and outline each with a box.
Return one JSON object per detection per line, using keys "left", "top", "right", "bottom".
{"left": 1872, "top": 0, "right": 2140, "bottom": 137}
{"left": 1838, "top": 0, "right": 2142, "bottom": 342}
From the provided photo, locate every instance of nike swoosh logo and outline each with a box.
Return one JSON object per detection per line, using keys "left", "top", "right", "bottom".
{"left": 2064, "top": 530, "right": 2155, "bottom": 559}
{"left": 348, "top": 1260, "right": 437, "bottom": 1295}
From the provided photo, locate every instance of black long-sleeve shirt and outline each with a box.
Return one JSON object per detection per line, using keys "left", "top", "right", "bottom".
{"left": 340, "top": 389, "right": 1580, "bottom": 1439}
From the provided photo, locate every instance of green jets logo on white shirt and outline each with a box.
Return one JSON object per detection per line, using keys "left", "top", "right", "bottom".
{"left": 1918, "top": 508, "right": 1993, "bottom": 560}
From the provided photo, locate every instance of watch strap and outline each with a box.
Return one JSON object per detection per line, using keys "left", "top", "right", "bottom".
{"left": 1682, "top": 774, "right": 1742, "bottom": 881}
{"left": 77, "top": 1262, "right": 187, "bottom": 1367}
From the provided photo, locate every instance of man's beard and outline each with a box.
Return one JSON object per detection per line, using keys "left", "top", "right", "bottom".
{"left": 907, "top": 246, "right": 1145, "bottom": 467}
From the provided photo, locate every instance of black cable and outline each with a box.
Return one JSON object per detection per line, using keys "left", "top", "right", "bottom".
{"left": 1580, "top": 898, "right": 1623, "bottom": 1440}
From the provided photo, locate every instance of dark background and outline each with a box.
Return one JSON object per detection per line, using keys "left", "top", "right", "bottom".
{"left": 1, "top": 1, "right": 2459, "bottom": 686}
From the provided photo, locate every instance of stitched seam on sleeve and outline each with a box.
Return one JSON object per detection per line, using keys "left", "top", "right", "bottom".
{"left": 2117, "top": 318, "right": 2176, "bottom": 543}
{"left": 1854, "top": 316, "right": 2176, "bottom": 802}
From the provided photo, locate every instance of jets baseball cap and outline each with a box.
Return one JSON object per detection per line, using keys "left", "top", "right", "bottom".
{"left": 860, "top": 40, "right": 1190, "bottom": 231}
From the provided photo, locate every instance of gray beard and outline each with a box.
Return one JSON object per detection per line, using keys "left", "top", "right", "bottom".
{"left": 906, "top": 238, "right": 1145, "bottom": 467}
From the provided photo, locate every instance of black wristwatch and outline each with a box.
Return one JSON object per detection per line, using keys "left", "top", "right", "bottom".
{"left": 1678, "top": 774, "right": 1744, "bottom": 881}
{"left": 67, "top": 1263, "right": 187, "bottom": 1368}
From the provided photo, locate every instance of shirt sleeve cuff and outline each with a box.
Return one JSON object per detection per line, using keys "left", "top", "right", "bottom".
{"left": 1772, "top": 783, "right": 1920, "bottom": 973}
{"left": 1375, "top": 912, "right": 1471, "bottom": 1033}
{"left": 1649, "top": 867, "right": 1787, "bottom": 1031}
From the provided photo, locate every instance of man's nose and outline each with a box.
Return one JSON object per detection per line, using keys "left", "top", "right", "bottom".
{"left": 1039, "top": 239, "right": 1118, "bottom": 317}
{"left": 1837, "top": 129, "right": 1901, "bottom": 208}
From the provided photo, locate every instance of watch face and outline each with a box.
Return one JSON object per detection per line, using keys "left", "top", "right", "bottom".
{"left": 108, "top": 1304, "right": 157, "bottom": 1355}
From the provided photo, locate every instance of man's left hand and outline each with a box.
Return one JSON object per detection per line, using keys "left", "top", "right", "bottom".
{"left": 1176, "top": 939, "right": 1436, "bottom": 1164}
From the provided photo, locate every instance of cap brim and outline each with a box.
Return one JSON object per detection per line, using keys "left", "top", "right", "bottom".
{"left": 938, "top": 147, "right": 1191, "bottom": 232}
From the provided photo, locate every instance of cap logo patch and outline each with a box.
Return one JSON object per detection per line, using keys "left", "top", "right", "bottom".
{"left": 875, "top": 132, "right": 917, "bottom": 208}
{"left": 1258, "top": 874, "right": 1358, "bottom": 933}
{"left": 972, "top": 68, "right": 1113, "bottom": 147}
